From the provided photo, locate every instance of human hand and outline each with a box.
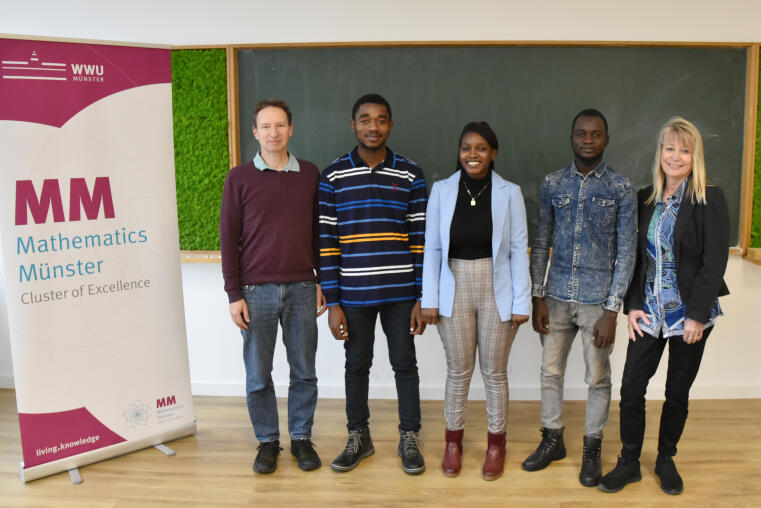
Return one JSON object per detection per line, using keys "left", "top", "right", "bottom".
{"left": 421, "top": 307, "right": 439, "bottom": 325}
{"left": 627, "top": 310, "right": 650, "bottom": 341}
{"left": 512, "top": 314, "right": 529, "bottom": 331}
{"left": 328, "top": 306, "right": 349, "bottom": 341}
{"left": 532, "top": 297, "right": 550, "bottom": 334}
{"left": 229, "top": 299, "right": 250, "bottom": 330}
{"left": 315, "top": 284, "right": 327, "bottom": 317}
{"left": 683, "top": 318, "right": 705, "bottom": 344}
{"left": 593, "top": 310, "right": 617, "bottom": 348}
{"left": 410, "top": 301, "right": 426, "bottom": 335}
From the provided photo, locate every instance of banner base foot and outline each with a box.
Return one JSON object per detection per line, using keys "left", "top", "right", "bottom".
{"left": 154, "top": 444, "right": 176, "bottom": 456}
{"left": 68, "top": 467, "right": 83, "bottom": 485}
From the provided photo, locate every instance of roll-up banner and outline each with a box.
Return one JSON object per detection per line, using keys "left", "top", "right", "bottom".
{"left": 0, "top": 36, "right": 196, "bottom": 482}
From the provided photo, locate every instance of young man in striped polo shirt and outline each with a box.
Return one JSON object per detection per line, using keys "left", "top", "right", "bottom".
{"left": 319, "top": 94, "right": 428, "bottom": 475}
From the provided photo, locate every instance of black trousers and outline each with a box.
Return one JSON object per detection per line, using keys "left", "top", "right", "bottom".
{"left": 342, "top": 301, "right": 421, "bottom": 432}
{"left": 619, "top": 327, "right": 711, "bottom": 461}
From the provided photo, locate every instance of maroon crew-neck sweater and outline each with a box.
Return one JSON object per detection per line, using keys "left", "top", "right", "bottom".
{"left": 219, "top": 159, "right": 319, "bottom": 303}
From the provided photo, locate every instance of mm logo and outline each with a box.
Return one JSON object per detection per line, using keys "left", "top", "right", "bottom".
{"left": 71, "top": 64, "right": 104, "bottom": 76}
{"left": 15, "top": 177, "right": 115, "bottom": 225}
{"left": 156, "top": 395, "right": 177, "bottom": 408}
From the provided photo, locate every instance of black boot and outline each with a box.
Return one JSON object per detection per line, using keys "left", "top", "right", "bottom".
{"left": 655, "top": 454, "right": 683, "bottom": 495}
{"left": 291, "top": 438, "right": 321, "bottom": 471}
{"left": 398, "top": 430, "right": 425, "bottom": 475}
{"left": 253, "top": 440, "right": 282, "bottom": 474}
{"left": 599, "top": 456, "right": 642, "bottom": 493}
{"left": 330, "top": 427, "right": 374, "bottom": 472}
{"left": 522, "top": 427, "right": 566, "bottom": 472}
{"left": 579, "top": 435, "right": 602, "bottom": 486}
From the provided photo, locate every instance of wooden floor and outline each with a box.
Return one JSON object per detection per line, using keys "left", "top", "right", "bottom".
{"left": 1, "top": 390, "right": 760, "bottom": 507}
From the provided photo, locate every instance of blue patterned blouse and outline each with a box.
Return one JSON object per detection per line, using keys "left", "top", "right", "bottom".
{"left": 638, "top": 179, "right": 722, "bottom": 338}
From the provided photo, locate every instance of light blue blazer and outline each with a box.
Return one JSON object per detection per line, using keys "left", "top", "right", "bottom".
{"left": 421, "top": 171, "right": 531, "bottom": 322}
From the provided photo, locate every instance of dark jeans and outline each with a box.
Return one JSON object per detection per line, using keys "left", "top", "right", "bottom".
{"left": 342, "top": 300, "right": 421, "bottom": 432}
{"left": 619, "top": 327, "right": 712, "bottom": 460}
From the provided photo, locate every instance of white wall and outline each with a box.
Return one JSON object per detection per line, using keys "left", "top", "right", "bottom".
{"left": 2, "top": 0, "right": 761, "bottom": 45}
{"left": 1, "top": 1, "right": 761, "bottom": 399}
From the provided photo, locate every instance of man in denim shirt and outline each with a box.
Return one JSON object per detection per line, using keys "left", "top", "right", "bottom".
{"left": 523, "top": 109, "right": 636, "bottom": 487}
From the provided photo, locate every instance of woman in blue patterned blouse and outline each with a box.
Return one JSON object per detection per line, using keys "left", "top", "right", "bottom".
{"left": 599, "top": 117, "right": 730, "bottom": 496}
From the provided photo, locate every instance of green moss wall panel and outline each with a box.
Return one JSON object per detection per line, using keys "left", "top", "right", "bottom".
{"left": 172, "top": 49, "right": 229, "bottom": 251}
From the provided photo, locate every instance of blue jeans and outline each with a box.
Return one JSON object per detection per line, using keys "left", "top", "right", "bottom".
{"left": 240, "top": 281, "right": 318, "bottom": 442}
{"left": 540, "top": 297, "right": 613, "bottom": 438}
{"left": 342, "top": 300, "right": 421, "bottom": 432}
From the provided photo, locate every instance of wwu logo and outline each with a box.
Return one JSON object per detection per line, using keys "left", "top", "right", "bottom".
{"left": 71, "top": 63, "right": 104, "bottom": 76}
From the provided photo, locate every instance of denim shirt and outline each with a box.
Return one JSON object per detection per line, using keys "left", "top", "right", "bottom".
{"left": 530, "top": 161, "right": 637, "bottom": 311}
{"left": 639, "top": 179, "right": 722, "bottom": 337}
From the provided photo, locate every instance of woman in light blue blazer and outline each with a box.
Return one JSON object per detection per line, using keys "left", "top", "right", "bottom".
{"left": 422, "top": 122, "right": 531, "bottom": 480}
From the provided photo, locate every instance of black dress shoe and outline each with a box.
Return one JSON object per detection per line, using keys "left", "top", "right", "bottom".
{"left": 655, "top": 455, "right": 683, "bottom": 495}
{"left": 254, "top": 440, "right": 282, "bottom": 474}
{"left": 291, "top": 438, "right": 321, "bottom": 471}
{"left": 331, "top": 428, "right": 374, "bottom": 472}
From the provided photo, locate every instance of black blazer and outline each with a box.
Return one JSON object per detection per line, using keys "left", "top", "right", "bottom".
{"left": 624, "top": 184, "right": 730, "bottom": 323}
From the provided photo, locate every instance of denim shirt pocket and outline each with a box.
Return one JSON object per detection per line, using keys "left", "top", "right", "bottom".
{"left": 589, "top": 196, "right": 616, "bottom": 228}
{"left": 552, "top": 195, "right": 572, "bottom": 224}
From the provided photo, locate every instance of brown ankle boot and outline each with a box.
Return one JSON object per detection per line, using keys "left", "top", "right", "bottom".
{"left": 482, "top": 432, "right": 506, "bottom": 481}
{"left": 441, "top": 429, "right": 464, "bottom": 477}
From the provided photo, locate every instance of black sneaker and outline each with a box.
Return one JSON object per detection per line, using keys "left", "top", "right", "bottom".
{"left": 655, "top": 455, "right": 683, "bottom": 495}
{"left": 291, "top": 438, "right": 321, "bottom": 471}
{"left": 599, "top": 456, "right": 642, "bottom": 493}
{"left": 331, "top": 428, "right": 374, "bottom": 472}
{"left": 522, "top": 427, "right": 566, "bottom": 471}
{"left": 579, "top": 435, "right": 602, "bottom": 487}
{"left": 253, "top": 440, "right": 282, "bottom": 474}
{"left": 398, "top": 430, "right": 425, "bottom": 475}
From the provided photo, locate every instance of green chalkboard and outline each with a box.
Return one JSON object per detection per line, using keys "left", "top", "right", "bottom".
{"left": 237, "top": 45, "right": 747, "bottom": 245}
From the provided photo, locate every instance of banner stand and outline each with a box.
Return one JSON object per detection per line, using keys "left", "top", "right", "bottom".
{"left": 67, "top": 468, "right": 82, "bottom": 485}
{"left": 1, "top": 35, "right": 197, "bottom": 483}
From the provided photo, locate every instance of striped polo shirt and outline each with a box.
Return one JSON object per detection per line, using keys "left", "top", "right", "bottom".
{"left": 319, "top": 147, "right": 427, "bottom": 307}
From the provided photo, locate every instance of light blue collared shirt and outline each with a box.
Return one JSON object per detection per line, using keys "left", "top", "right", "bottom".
{"left": 253, "top": 152, "right": 300, "bottom": 172}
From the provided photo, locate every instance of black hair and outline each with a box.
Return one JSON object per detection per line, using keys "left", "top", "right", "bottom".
{"left": 571, "top": 108, "right": 608, "bottom": 135}
{"left": 252, "top": 99, "right": 292, "bottom": 127}
{"left": 351, "top": 94, "right": 392, "bottom": 121}
{"left": 455, "top": 121, "right": 499, "bottom": 170}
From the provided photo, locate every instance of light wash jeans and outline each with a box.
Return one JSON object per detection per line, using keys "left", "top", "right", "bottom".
{"left": 240, "top": 281, "right": 318, "bottom": 442}
{"left": 539, "top": 297, "right": 613, "bottom": 438}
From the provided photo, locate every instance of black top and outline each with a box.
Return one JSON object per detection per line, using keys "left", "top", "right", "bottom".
{"left": 624, "top": 185, "right": 730, "bottom": 323}
{"left": 448, "top": 169, "right": 493, "bottom": 260}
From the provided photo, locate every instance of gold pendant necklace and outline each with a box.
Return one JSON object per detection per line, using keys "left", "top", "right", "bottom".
{"left": 462, "top": 180, "right": 489, "bottom": 206}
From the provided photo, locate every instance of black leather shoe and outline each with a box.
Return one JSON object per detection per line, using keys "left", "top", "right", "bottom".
{"left": 522, "top": 427, "right": 566, "bottom": 471}
{"left": 331, "top": 428, "right": 374, "bottom": 472}
{"left": 599, "top": 456, "right": 642, "bottom": 493}
{"left": 291, "top": 438, "right": 321, "bottom": 471}
{"left": 253, "top": 440, "right": 282, "bottom": 474}
{"left": 579, "top": 435, "right": 602, "bottom": 486}
{"left": 655, "top": 455, "right": 684, "bottom": 495}
{"left": 398, "top": 430, "right": 425, "bottom": 475}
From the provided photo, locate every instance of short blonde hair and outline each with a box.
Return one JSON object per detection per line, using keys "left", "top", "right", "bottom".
{"left": 646, "top": 116, "right": 708, "bottom": 205}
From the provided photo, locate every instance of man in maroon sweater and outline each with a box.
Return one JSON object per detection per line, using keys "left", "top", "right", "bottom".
{"left": 219, "top": 99, "right": 326, "bottom": 475}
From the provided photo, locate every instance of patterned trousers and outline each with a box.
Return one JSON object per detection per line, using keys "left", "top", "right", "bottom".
{"left": 437, "top": 258, "right": 517, "bottom": 434}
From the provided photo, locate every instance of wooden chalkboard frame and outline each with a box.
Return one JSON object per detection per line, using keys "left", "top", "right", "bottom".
{"left": 174, "top": 41, "right": 760, "bottom": 262}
